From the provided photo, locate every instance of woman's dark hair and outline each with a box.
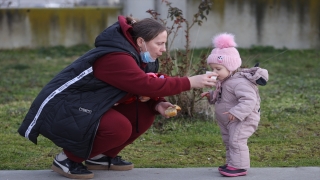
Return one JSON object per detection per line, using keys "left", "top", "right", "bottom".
{"left": 126, "top": 16, "right": 167, "bottom": 43}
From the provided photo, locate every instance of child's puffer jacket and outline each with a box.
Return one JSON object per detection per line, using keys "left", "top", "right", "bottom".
{"left": 209, "top": 67, "right": 268, "bottom": 122}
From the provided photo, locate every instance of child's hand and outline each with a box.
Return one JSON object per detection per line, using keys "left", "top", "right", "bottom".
{"left": 201, "top": 92, "right": 210, "bottom": 99}
{"left": 223, "top": 112, "right": 236, "bottom": 121}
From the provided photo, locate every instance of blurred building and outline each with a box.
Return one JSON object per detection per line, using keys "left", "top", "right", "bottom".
{"left": 0, "top": 0, "right": 319, "bottom": 49}
{"left": 0, "top": 0, "right": 120, "bottom": 8}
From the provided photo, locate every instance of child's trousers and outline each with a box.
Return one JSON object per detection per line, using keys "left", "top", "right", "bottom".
{"left": 217, "top": 117, "right": 259, "bottom": 169}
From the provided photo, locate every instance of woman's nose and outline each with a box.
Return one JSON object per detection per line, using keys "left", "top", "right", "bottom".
{"left": 161, "top": 44, "right": 166, "bottom": 52}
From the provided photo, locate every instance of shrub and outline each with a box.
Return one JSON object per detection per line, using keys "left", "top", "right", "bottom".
{"left": 147, "top": 0, "right": 212, "bottom": 118}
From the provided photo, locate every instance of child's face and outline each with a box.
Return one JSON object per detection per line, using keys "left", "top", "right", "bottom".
{"left": 209, "top": 63, "right": 230, "bottom": 81}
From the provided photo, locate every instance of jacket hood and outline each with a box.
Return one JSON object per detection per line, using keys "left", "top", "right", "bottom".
{"left": 236, "top": 67, "right": 269, "bottom": 86}
{"left": 94, "top": 16, "right": 139, "bottom": 53}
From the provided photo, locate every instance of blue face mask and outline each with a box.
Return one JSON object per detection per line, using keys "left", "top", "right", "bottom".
{"left": 140, "top": 41, "right": 156, "bottom": 63}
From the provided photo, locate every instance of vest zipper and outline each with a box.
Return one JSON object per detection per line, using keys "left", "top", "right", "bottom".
{"left": 86, "top": 118, "right": 101, "bottom": 159}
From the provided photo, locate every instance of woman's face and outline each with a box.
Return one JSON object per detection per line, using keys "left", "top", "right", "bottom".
{"left": 209, "top": 63, "right": 230, "bottom": 81}
{"left": 138, "top": 30, "right": 167, "bottom": 60}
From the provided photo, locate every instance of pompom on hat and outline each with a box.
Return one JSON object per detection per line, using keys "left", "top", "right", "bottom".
{"left": 207, "top": 33, "right": 241, "bottom": 72}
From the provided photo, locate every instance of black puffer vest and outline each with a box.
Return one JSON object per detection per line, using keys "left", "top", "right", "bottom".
{"left": 18, "top": 21, "right": 159, "bottom": 159}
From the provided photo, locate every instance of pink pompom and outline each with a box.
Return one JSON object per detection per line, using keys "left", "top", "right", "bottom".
{"left": 213, "top": 33, "right": 237, "bottom": 48}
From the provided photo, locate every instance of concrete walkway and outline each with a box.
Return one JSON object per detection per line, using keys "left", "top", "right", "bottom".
{"left": 1, "top": 167, "right": 320, "bottom": 180}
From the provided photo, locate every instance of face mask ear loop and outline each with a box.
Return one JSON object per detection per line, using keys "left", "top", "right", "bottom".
{"left": 143, "top": 40, "right": 148, "bottom": 52}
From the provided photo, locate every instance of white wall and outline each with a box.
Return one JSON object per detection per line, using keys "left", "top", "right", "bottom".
{"left": 121, "top": 0, "right": 155, "bottom": 19}
{"left": 121, "top": 0, "right": 319, "bottom": 49}
{"left": 0, "top": 0, "right": 319, "bottom": 49}
{"left": 187, "top": 0, "right": 319, "bottom": 49}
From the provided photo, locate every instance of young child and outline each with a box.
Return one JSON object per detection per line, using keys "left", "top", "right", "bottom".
{"left": 201, "top": 33, "right": 268, "bottom": 177}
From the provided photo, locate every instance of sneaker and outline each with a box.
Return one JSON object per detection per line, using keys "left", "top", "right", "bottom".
{"left": 219, "top": 166, "right": 247, "bottom": 177}
{"left": 218, "top": 164, "right": 228, "bottom": 171}
{"left": 85, "top": 155, "right": 134, "bottom": 171}
{"left": 51, "top": 153, "right": 94, "bottom": 179}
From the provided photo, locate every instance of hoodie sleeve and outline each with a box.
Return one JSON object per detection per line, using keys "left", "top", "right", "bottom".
{"left": 93, "top": 52, "right": 191, "bottom": 97}
{"left": 228, "top": 82, "right": 257, "bottom": 121}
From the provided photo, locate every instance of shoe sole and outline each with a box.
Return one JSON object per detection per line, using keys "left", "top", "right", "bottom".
{"left": 86, "top": 164, "right": 134, "bottom": 171}
{"left": 219, "top": 170, "right": 247, "bottom": 177}
{"left": 51, "top": 165, "right": 94, "bottom": 179}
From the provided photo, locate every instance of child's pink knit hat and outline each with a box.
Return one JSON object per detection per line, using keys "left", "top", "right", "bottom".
{"left": 207, "top": 33, "right": 241, "bottom": 72}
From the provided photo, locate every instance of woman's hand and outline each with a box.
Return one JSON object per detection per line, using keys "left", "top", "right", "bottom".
{"left": 155, "top": 101, "right": 174, "bottom": 118}
{"left": 188, "top": 72, "right": 218, "bottom": 89}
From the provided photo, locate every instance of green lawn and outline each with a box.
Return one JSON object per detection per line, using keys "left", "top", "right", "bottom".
{"left": 0, "top": 45, "right": 319, "bottom": 169}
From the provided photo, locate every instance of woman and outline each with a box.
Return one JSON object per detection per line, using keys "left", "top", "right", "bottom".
{"left": 18, "top": 15, "right": 217, "bottom": 179}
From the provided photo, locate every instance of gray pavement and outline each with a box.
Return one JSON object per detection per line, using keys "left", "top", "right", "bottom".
{"left": 1, "top": 167, "right": 320, "bottom": 180}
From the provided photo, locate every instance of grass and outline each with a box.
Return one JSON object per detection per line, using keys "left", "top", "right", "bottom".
{"left": 0, "top": 45, "right": 319, "bottom": 170}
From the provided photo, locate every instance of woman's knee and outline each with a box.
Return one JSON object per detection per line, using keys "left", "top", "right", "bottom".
{"left": 98, "top": 109, "right": 133, "bottom": 142}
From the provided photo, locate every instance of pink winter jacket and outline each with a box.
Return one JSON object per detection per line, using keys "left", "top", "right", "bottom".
{"left": 208, "top": 67, "right": 269, "bottom": 122}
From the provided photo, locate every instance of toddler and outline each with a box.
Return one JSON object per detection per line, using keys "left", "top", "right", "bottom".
{"left": 201, "top": 33, "right": 268, "bottom": 177}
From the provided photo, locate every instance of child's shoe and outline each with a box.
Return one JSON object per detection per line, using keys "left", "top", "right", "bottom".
{"left": 218, "top": 164, "right": 228, "bottom": 171}
{"left": 219, "top": 166, "right": 247, "bottom": 177}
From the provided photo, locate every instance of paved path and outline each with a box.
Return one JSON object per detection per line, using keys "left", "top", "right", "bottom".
{"left": 1, "top": 167, "right": 320, "bottom": 180}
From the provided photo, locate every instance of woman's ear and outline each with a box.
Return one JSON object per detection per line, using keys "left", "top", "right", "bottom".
{"left": 137, "top": 37, "right": 143, "bottom": 47}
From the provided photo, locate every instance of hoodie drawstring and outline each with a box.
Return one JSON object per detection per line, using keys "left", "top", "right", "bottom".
{"left": 135, "top": 95, "right": 139, "bottom": 133}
